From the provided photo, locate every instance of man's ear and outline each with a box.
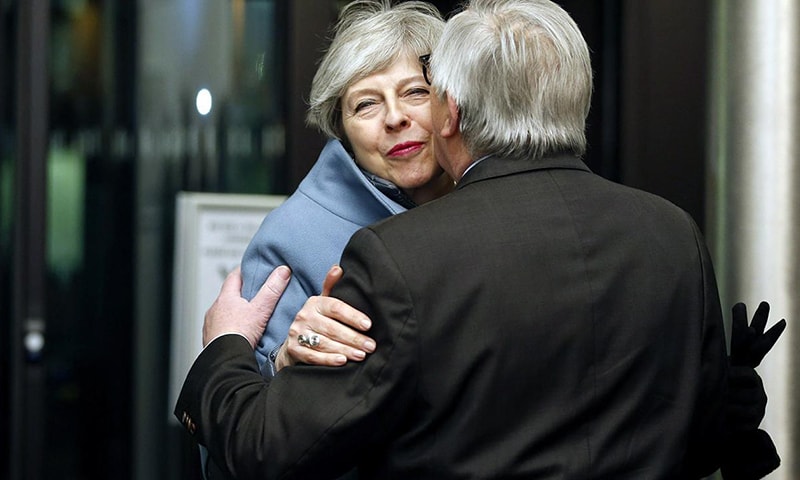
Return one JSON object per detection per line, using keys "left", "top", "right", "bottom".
{"left": 440, "top": 94, "right": 460, "bottom": 138}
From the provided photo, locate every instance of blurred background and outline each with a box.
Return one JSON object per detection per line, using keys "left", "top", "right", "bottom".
{"left": 1, "top": 0, "right": 797, "bottom": 478}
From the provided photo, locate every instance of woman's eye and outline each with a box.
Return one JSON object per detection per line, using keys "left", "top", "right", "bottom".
{"left": 354, "top": 100, "right": 376, "bottom": 113}
{"left": 407, "top": 87, "right": 429, "bottom": 97}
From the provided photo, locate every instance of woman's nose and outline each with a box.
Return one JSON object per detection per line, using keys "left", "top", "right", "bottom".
{"left": 384, "top": 102, "right": 410, "bottom": 130}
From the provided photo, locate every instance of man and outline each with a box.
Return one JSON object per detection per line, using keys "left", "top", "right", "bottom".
{"left": 175, "top": 1, "right": 780, "bottom": 478}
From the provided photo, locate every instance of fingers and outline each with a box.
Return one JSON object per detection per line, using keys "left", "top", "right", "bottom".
{"left": 318, "top": 296, "right": 372, "bottom": 331}
{"left": 749, "top": 318, "right": 787, "bottom": 367}
{"left": 730, "top": 301, "right": 786, "bottom": 367}
{"left": 278, "top": 268, "right": 376, "bottom": 370}
{"left": 282, "top": 295, "right": 376, "bottom": 368}
{"left": 730, "top": 302, "right": 748, "bottom": 361}
{"left": 750, "top": 301, "right": 770, "bottom": 334}
{"left": 283, "top": 332, "right": 348, "bottom": 368}
{"left": 202, "top": 266, "right": 286, "bottom": 349}
{"left": 251, "top": 266, "right": 292, "bottom": 316}
{"left": 307, "top": 311, "right": 376, "bottom": 355}
{"left": 731, "top": 302, "right": 746, "bottom": 323}
{"left": 763, "top": 318, "right": 787, "bottom": 347}
{"left": 309, "top": 297, "right": 375, "bottom": 354}
{"left": 288, "top": 315, "right": 375, "bottom": 361}
{"left": 321, "top": 265, "right": 343, "bottom": 296}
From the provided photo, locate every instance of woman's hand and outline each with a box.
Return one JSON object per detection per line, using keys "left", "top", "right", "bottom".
{"left": 275, "top": 265, "right": 376, "bottom": 371}
{"left": 725, "top": 301, "right": 786, "bottom": 430}
{"left": 730, "top": 301, "right": 786, "bottom": 368}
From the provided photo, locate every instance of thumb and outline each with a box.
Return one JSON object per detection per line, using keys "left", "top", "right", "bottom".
{"left": 219, "top": 266, "right": 244, "bottom": 296}
{"left": 252, "top": 265, "right": 292, "bottom": 316}
{"left": 321, "top": 265, "right": 343, "bottom": 296}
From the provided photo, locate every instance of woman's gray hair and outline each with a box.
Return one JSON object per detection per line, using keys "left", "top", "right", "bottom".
{"left": 306, "top": 0, "right": 444, "bottom": 140}
{"left": 431, "top": 0, "right": 593, "bottom": 159}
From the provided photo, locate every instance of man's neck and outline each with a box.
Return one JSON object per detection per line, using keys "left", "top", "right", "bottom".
{"left": 445, "top": 139, "right": 475, "bottom": 181}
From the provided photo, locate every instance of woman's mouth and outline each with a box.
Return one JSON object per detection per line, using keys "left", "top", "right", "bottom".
{"left": 388, "top": 141, "right": 424, "bottom": 157}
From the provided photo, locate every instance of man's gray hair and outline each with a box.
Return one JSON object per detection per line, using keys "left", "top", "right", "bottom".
{"left": 431, "top": 0, "right": 592, "bottom": 159}
{"left": 307, "top": 0, "right": 444, "bottom": 140}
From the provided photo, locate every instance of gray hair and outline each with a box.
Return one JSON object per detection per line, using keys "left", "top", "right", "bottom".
{"left": 306, "top": 0, "right": 445, "bottom": 140}
{"left": 431, "top": 0, "right": 593, "bottom": 159}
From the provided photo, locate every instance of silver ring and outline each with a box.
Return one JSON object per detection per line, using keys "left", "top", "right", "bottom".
{"left": 297, "top": 333, "right": 321, "bottom": 348}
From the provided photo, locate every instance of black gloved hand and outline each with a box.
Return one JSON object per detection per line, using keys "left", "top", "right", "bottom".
{"left": 730, "top": 301, "right": 786, "bottom": 368}
{"left": 721, "top": 301, "right": 786, "bottom": 479}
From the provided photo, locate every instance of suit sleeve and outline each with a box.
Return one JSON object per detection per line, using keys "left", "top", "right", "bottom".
{"left": 681, "top": 217, "right": 729, "bottom": 477}
{"left": 175, "top": 227, "right": 419, "bottom": 480}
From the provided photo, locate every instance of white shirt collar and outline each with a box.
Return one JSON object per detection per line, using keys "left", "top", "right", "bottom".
{"left": 460, "top": 154, "right": 492, "bottom": 180}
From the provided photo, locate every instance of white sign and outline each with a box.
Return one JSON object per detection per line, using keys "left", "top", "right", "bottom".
{"left": 168, "top": 191, "right": 286, "bottom": 420}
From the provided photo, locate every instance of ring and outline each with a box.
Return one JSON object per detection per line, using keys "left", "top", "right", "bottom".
{"left": 297, "top": 333, "right": 321, "bottom": 348}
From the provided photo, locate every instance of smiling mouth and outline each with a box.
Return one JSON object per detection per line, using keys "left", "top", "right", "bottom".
{"left": 388, "top": 142, "right": 424, "bottom": 157}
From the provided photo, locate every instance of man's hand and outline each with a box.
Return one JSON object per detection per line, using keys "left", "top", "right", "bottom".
{"left": 275, "top": 265, "right": 376, "bottom": 371}
{"left": 202, "top": 265, "right": 291, "bottom": 348}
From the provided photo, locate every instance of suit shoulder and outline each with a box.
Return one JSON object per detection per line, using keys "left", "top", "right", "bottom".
{"left": 596, "top": 177, "right": 698, "bottom": 227}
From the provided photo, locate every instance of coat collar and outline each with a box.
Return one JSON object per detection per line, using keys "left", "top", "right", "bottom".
{"left": 298, "top": 139, "right": 408, "bottom": 225}
{"left": 456, "top": 153, "right": 591, "bottom": 190}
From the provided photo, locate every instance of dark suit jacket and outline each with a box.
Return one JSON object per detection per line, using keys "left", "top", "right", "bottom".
{"left": 175, "top": 154, "right": 729, "bottom": 479}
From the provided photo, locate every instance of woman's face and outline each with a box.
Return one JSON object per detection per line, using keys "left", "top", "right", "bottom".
{"left": 341, "top": 54, "right": 450, "bottom": 204}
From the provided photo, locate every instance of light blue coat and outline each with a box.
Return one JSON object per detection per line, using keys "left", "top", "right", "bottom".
{"left": 240, "top": 139, "right": 408, "bottom": 375}
{"left": 202, "top": 140, "right": 401, "bottom": 477}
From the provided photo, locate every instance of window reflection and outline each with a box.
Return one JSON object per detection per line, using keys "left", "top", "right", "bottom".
{"left": 15, "top": 0, "right": 286, "bottom": 477}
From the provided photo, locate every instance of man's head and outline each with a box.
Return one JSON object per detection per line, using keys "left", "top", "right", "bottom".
{"left": 430, "top": 0, "right": 593, "bottom": 166}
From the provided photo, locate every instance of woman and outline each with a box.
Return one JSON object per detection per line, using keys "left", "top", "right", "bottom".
{"left": 240, "top": 0, "right": 451, "bottom": 377}
{"left": 198, "top": 2, "right": 449, "bottom": 477}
